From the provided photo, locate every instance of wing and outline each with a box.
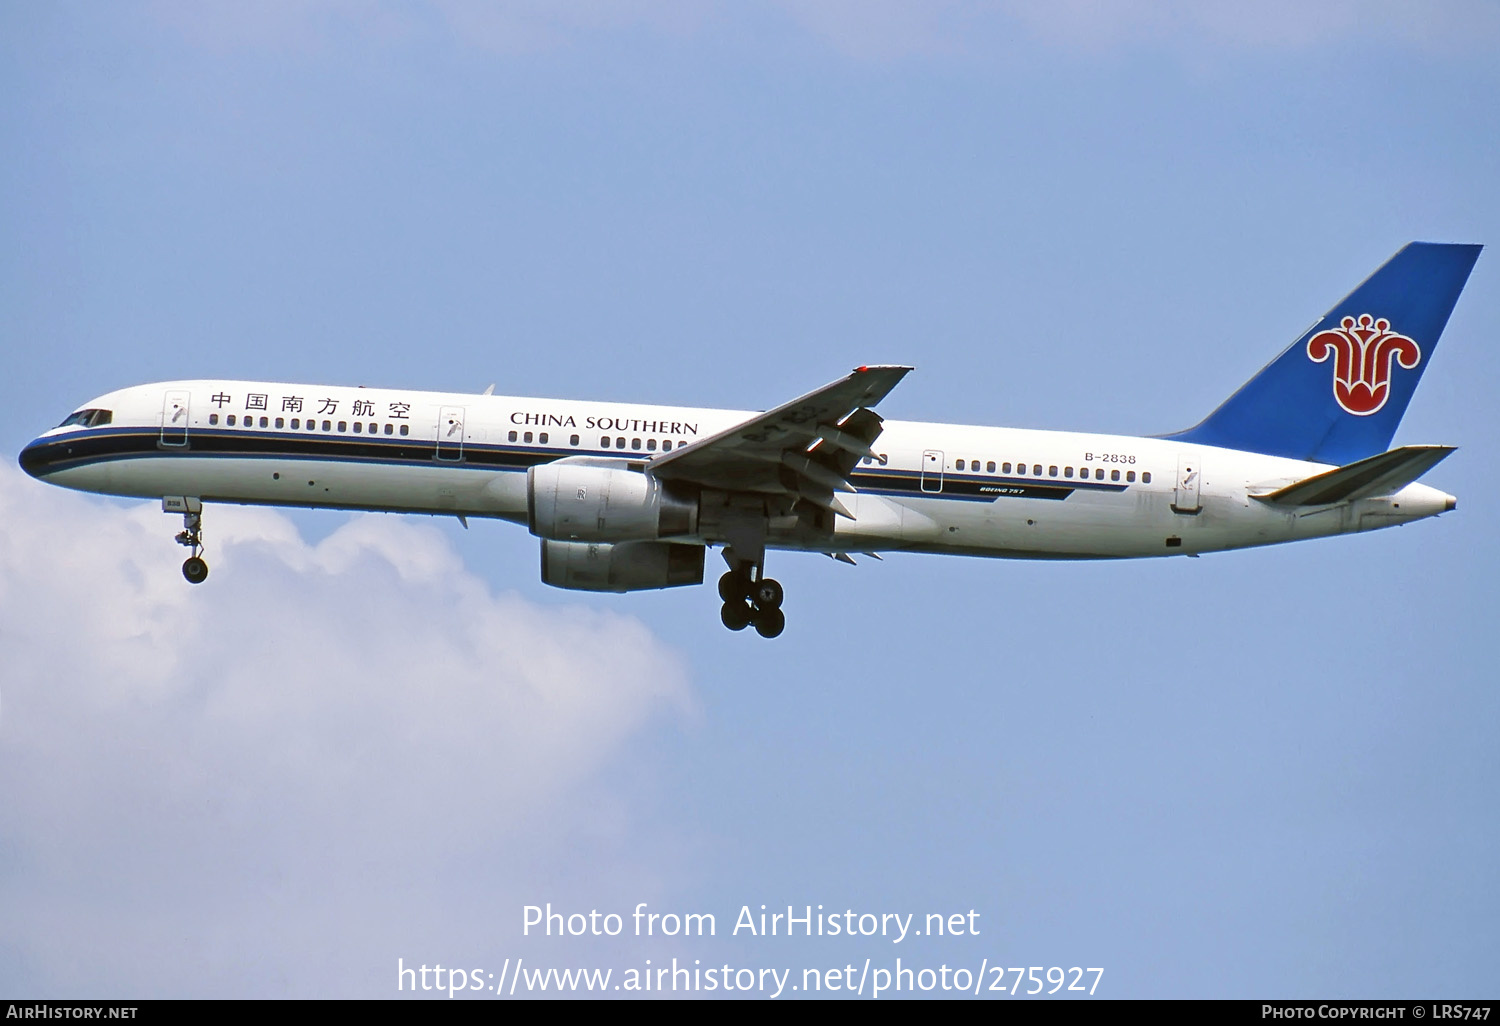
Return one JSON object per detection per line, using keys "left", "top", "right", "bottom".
{"left": 649, "top": 365, "right": 912, "bottom": 518}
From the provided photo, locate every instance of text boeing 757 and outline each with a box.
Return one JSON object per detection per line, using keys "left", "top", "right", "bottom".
{"left": 19, "top": 242, "right": 1480, "bottom": 637}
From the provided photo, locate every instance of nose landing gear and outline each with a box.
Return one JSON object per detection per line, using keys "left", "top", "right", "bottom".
{"left": 164, "top": 497, "right": 209, "bottom": 584}
{"left": 718, "top": 563, "right": 785, "bottom": 638}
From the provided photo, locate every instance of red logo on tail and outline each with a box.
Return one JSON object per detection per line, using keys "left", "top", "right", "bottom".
{"left": 1306, "top": 314, "right": 1420, "bottom": 416}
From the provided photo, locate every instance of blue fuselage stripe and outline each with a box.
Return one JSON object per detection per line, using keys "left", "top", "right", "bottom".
{"left": 20, "top": 427, "right": 1134, "bottom": 504}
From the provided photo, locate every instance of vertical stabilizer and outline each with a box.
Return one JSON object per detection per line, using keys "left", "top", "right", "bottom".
{"left": 1166, "top": 243, "right": 1480, "bottom": 464}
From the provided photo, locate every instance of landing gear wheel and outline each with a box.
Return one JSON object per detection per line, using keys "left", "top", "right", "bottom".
{"left": 182, "top": 556, "right": 209, "bottom": 584}
{"left": 752, "top": 577, "right": 783, "bottom": 610}
{"left": 718, "top": 552, "right": 785, "bottom": 636}
{"left": 753, "top": 607, "right": 786, "bottom": 639}
{"left": 719, "top": 570, "right": 750, "bottom": 603}
{"left": 720, "top": 601, "right": 752, "bottom": 631}
{"left": 171, "top": 505, "right": 208, "bottom": 583}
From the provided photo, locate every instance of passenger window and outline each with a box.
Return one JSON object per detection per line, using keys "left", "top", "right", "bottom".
{"left": 1033, "top": 464, "right": 1042, "bottom": 476}
{"left": 384, "top": 424, "right": 393, "bottom": 435}
{"left": 275, "top": 417, "right": 284, "bottom": 429}
{"left": 353, "top": 422, "right": 363, "bottom": 433}
{"left": 1126, "top": 471, "right": 1135, "bottom": 482}
{"left": 601, "top": 436, "right": 611, "bottom": 448}
{"left": 1095, "top": 468, "right": 1104, "bottom": 480}
{"left": 524, "top": 431, "right": 533, "bottom": 443}
{"left": 1111, "top": 469, "right": 1120, "bottom": 481}
{"left": 539, "top": 432, "right": 548, "bottom": 444}
{"left": 987, "top": 461, "right": 996, "bottom": 472}
{"left": 1049, "top": 466, "right": 1058, "bottom": 477}
{"left": 617, "top": 437, "right": 625, "bottom": 448}
{"left": 322, "top": 420, "right": 331, "bottom": 431}
{"left": 570, "top": 434, "right": 580, "bottom": 446}
{"left": 227, "top": 415, "right": 237, "bottom": 426}
{"left": 647, "top": 439, "right": 657, "bottom": 451}
{"left": 1142, "top": 471, "right": 1152, "bottom": 484}
{"left": 259, "top": 416, "right": 269, "bottom": 428}
{"left": 209, "top": 414, "right": 219, "bottom": 425}
{"left": 956, "top": 459, "right": 965, "bottom": 470}
{"left": 632, "top": 438, "right": 642, "bottom": 450}
{"left": 338, "top": 421, "right": 347, "bottom": 432}
{"left": 509, "top": 430, "right": 518, "bottom": 442}
{"left": 663, "top": 440, "right": 673, "bottom": 451}
{"left": 369, "top": 423, "right": 377, "bottom": 434}
{"left": 1002, "top": 462, "right": 1011, "bottom": 473}
{"left": 1064, "top": 467, "right": 1073, "bottom": 478}
{"left": 399, "top": 424, "right": 409, "bottom": 436}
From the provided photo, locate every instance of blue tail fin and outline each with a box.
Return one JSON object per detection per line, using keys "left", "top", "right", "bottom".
{"left": 1166, "top": 242, "right": 1481, "bottom": 465}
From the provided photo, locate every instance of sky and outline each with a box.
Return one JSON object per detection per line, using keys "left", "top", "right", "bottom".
{"left": 2, "top": 0, "right": 1498, "bottom": 1000}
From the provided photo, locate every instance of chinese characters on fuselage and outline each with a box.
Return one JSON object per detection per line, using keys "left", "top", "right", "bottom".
{"left": 209, "top": 391, "right": 411, "bottom": 419}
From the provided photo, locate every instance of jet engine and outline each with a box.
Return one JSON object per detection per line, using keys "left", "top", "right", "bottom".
{"left": 540, "top": 539, "right": 705, "bottom": 592}
{"left": 528, "top": 458, "right": 697, "bottom": 542}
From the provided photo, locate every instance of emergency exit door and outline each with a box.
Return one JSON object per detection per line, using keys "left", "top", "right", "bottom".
{"left": 160, "top": 390, "right": 190, "bottom": 447}
{"left": 436, "top": 406, "right": 466, "bottom": 461}
{"left": 921, "top": 450, "right": 944, "bottom": 493}
{"left": 1171, "top": 455, "right": 1202, "bottom": 514}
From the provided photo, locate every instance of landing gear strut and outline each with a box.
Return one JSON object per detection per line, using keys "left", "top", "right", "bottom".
{"left": 718, "top": 561, "right": 785, "bottom": 639}
{"left": 170, "top": 502, "right": 209, "bottom": 584}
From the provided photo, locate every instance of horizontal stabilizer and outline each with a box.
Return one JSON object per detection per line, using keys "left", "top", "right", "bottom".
{"left": 1251, "top": 445, "right": 1454, "bottom": 506}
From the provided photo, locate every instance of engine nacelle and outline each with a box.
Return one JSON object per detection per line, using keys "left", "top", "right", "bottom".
{"left": 528, "top": 459, "right": 697, "bottom": 542}
{"left": 540, "top": 540, "right": 705, "bottom": 593}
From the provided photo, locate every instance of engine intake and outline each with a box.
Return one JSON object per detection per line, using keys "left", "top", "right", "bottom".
{"left": 540, "top": 540, "right": 705, "bottom": 593}
{"left": 528, "top": 459, "right": 697, "bottom": 542}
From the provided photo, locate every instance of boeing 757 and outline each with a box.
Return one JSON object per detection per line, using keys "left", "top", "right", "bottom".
{"left": 19, "top": 243, "right": 1480, "bottom": 637}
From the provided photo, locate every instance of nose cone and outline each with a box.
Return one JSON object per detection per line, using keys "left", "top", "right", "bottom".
{"left": 18, "top": 438, "right": 52, "bottom": 479}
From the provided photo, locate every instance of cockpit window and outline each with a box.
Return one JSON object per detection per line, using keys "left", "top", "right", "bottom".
{"left": 58, "top": 409, "right": 112, "bottom": 429}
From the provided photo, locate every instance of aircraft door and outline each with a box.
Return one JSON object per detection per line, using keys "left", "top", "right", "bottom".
{"left": 1171, "top": 454, "right": 1202, "bottom": 514}
{"left": 921, "top": 450, "right": 944, "bottom": 493}
{"left": 436, "top": 406, "right": 466, "bottom": 461}
{"left": 160, "top": 390, "right": 190, "bottom": 447}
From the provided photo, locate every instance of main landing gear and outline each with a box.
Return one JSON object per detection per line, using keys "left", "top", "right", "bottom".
{"left": 169, "top": 502, "right": 209, "bottom": 584}
{"left": 718, "top": 564, "right": 785, "bottom": 639}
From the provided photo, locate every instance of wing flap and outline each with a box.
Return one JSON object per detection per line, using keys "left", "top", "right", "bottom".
{"left": 1250, "top": 445, "right": 1455, "bottom": 507}
{"left": 649, "top": 365, "right": 911, "bottom": 500}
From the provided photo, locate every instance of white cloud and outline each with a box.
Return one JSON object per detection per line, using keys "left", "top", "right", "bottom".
{"left": 770, "top": 0, "right": 1500, "bottom": 59}
{"left": 147, "top": 0, "right": 715, "bottom": 54}
{"left": 0, "top": 463, "right": 696, "bottom": 995}
{"left": 143, "top": 0, "right": 1500, "bottom": 59}
{"left": 993, "top": 0, "right": 1500, "bottom": 53}
{"left": 768, "top": 0, "right": 972, "bottom": 60}
{"left": 430, "top": 0, "right": 714, "bottom": 54}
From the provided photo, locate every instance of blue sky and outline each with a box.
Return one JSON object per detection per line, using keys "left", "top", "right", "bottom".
{"left": 2, "top": 1, "right": 1497, "bottom": 998}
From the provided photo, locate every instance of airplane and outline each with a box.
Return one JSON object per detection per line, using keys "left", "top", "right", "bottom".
{"left": 18, "top": 242, "right": 1481, "bottom": 638}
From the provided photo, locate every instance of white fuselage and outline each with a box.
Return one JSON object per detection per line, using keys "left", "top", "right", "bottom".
{"left": 21, "top": 379, "right": 1455, "bottom": 561}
